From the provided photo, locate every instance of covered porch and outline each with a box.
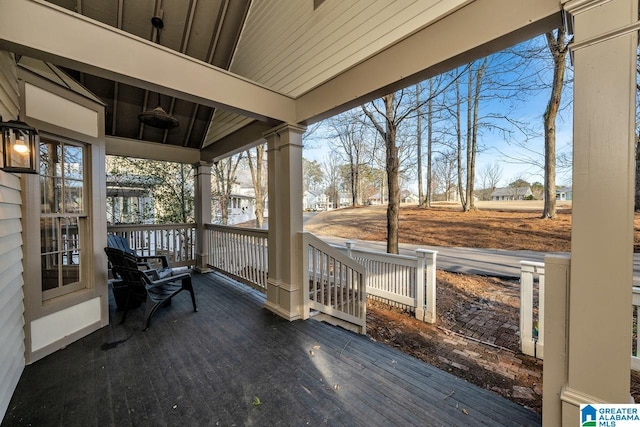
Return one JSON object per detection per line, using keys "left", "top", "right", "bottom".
{"left": 0, "top": 0, "right": 637, "bottom": 425}
{"left": 2, "top": 271, "right": 541, "bottom": 426}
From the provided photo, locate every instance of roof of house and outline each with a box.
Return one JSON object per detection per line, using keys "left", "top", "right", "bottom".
{"left": 490, "top": 187, "right": 532, "bottom": 197}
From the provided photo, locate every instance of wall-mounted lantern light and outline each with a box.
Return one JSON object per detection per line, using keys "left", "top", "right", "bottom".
{"left": 0, "top": 115, "right": 39, "bottom": 174}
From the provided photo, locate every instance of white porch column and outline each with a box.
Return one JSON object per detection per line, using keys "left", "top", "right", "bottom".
{"left": 558, "top": 0, "right": 638, "bottom": 421}
{"left": 264, "top": 123, "right": 306, "bottom": 320}
{"left": 193, "top": 161, "right": 212, "bottom": 273}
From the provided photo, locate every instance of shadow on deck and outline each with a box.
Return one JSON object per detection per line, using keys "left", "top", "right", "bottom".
{"left": 2, "top": 272, "right": 541, "bottom": 426}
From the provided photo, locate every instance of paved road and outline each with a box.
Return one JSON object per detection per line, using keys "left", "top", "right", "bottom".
{"left": 319, "top": 235, "right": 640, "bottom": 285}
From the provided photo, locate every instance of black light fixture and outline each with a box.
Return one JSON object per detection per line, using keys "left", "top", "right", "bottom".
{"left": 0, "top": 115, "right": 39, "bottom": 174}
{"left": 138, "top": 16, "right": 179, "bottom": 130}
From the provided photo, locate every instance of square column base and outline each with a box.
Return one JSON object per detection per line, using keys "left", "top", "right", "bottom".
{"left": 265, "top": 278, "right": 302, "bottom": 321}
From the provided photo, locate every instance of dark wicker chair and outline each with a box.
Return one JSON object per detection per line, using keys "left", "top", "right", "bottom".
{"left": 105, "top": 247, "right": 197, "bottom": 330}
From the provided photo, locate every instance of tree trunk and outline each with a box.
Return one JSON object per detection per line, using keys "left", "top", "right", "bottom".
{"left": 384, "top": 95, "right": 400, "bottom": 254}
{"left": 467, "top": 58, "right": 486, "bottom": 211}
{"left": 416, "top": 85, "right": 424, "bottom": 207}
{"left": 425, "top": 79, "right": 434, "bottom": 208}
{"left": 455, "top": 78, "right": 466, "bottom": 210}
{"left": 636, "top": 135, "right": 640, "bottom": 211}
{"left": 248, "top": 144, "right": 266, "bottom": 228}
{"left": 542, "top": 28, "right": 567, "bottom": 219}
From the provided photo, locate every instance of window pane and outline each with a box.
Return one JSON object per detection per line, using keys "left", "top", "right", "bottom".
{"left": 64, "top": 145, "right": 83, "bottom": 180}
{"left": 62, "top": 264, "right": 80, "bottom": 286}
{"left": 61, "top": 217, "right": 79, "bottom": 248}
{"left": 39, "top": 140, "right": 61, "bottom": 177}
{"left": 61, "top": 217, "right": 80, "bottom": 285}
{"left": 41, "top": 254, "right": 59, "bottom": 291}
{"left": 40, "top": 217, "right": 58, "bottom": 253}
{"left": 64, "top": 179, "right": 84, "bottom": 213}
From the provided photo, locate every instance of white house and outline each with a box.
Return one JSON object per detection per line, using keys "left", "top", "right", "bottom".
{"left": 490, "top": 186, "right": 533, "bottom": 201}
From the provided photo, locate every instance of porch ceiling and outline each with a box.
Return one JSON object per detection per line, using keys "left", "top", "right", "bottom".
{"left": 43, "top": 0, "right": 253, "bottom": 150}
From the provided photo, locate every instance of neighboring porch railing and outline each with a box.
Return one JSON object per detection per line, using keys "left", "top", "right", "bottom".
{"left": 519, "top": 261, "right": 545, "bottom": 359}
{"left": 204, "top": 224, "right": 268, "bottom": 292}
{"left": 107, "top": 223, "right": 196, "bottom": 267}
{"left": 340, "top": 242, "right": 438, "bottom": 323}
{"left": 521, "top": 259, "right": 640, "bottom": 370}
{"left": 302, "top": 232, "right": 367, "bottom": 334}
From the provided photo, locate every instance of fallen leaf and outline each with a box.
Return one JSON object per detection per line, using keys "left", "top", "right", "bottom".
{"left": 252, "top": 396, "right": 261, "bottom": 406}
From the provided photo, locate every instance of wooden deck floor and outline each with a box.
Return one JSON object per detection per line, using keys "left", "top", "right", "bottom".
{"left": 2, "top": 272, "right": 541, "bottom": 426}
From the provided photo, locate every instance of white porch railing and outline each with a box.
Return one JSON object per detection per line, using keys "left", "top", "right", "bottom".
{"left": 205, "top": 224, "right": 268, "bottom": 292}
{"left": 341, "top": 242, "right": 438, "bottom": 323}
{"left": 632, "top": 287, "right": 640, "bottom": 370}
{"left": 522, "top": 260, "right": 640, "bottom": 369}
{"left": 107, "top": 223, "right": 196, "bottom": 267}
{"left": 303, "top": 232, "right": 367, "bottom": 334}
{"left": 519, "top": 260, "right": 545, "bottom": 359}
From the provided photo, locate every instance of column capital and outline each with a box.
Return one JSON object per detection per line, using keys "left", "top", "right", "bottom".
{"left": 194, "top": 160, "right": 213, "bottom": 169}
{"left": 564, "top": 0, "right": 639, "bottom": 50}
{"left": 563, "top": 0, "right": 614, "bottom": 17}
{"left": 262, "top": 123, "right": 307, "bottom": 140}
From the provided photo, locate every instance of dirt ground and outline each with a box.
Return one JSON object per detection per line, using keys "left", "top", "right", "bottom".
{"left": 303, "top": 202, "right": 640, "bottom": 414}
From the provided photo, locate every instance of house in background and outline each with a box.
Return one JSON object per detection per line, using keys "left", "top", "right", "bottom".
{"left": 0, "top": 1, "right": 636, "bottom": 425}
{"left": 556, "top": 186, "right": 573, "bottom": 201}
{"left": 106, "top": 175, "right": 157, "bottom": 224}
{"left": 401, "top": 190, "right": 420, "bottom": 205}
{"left": 303, "top": 190, "right": 328, "bottom": 211}
{"left": 490, "top": 186, "right": 534, "bottom": 201}
{"left": 367, "top": 192, "right": 387, "bottom": 205}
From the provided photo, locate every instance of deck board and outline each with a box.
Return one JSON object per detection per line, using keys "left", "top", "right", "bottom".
{"left": 2, "top": 271, "right": 541, "bottom": 426}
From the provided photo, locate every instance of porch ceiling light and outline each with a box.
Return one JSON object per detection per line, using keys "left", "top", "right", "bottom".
{"left": 137, "top": 16, "right": 180, "bottom": 130}
{"left": 0, "top": 115, "right": 39, "bottom": 174}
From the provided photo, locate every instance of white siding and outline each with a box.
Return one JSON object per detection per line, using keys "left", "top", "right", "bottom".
{"left": 231, "top": 0, "right": 467, "bottom": 97}
{"left": 0, "top": 50, "right": 25, "bottom": 421}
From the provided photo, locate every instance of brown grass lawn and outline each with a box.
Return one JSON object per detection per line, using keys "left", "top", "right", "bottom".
{"left": 306, "top": 202, "right": 640, "bottom": 252}
{"left": 303, "top": 202, "right": 640, "bottom": 414}
{"left": 305, "top": 203, "right": 578, "bottom": 252}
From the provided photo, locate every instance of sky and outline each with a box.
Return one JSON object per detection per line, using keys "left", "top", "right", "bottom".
{"left": 301, "top": 39, "right": 575, "bottom": 194}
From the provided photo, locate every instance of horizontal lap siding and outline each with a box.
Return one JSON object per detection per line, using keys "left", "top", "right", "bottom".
{"left": 231, "top": 0, "right": 467, "bottom": 97}
{"left": 0, "top": 50, "right": 25, "bottom": 421}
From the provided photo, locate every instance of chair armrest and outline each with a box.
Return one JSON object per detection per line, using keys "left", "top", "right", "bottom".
{"left": 137, "top": 261, "right": 153, "bottom": 270}
{"left": 138, "top": 255, "right": 170, "bottom": 269}
{"left": 144, "top": 271, "right": 191, "bottom": 288}
{"left": 143, "top": 269, "right": 161, "bottom": 281}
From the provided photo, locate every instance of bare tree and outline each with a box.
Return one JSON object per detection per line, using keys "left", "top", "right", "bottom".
{"left": 636, "top": 49, "right": 640, "bottom": 210}
{"left": 477, "top": 162, "right": 503, "bottom": 200}
{"left": 328, "top": 110, "right": 372, "bottom": 206}
{"left": 362, "top": 93, "right": 403, "bottom": 253}
{"left": 246, "top": 144, "right": 267, "bottom": 228}
{"left": 432, "top": 151, "right": 458, "bottom": 201}
{"left": 213, "top": 153, "right": 243, "bottom": 225}
{"left": 542, "top": 26, "right": 569, "bottom": 219}
{"left": 416, "top": 83, "right": 425, "bottom": 206}
{"left": 321, "top": 154, "right": 341, "bottom": 209}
